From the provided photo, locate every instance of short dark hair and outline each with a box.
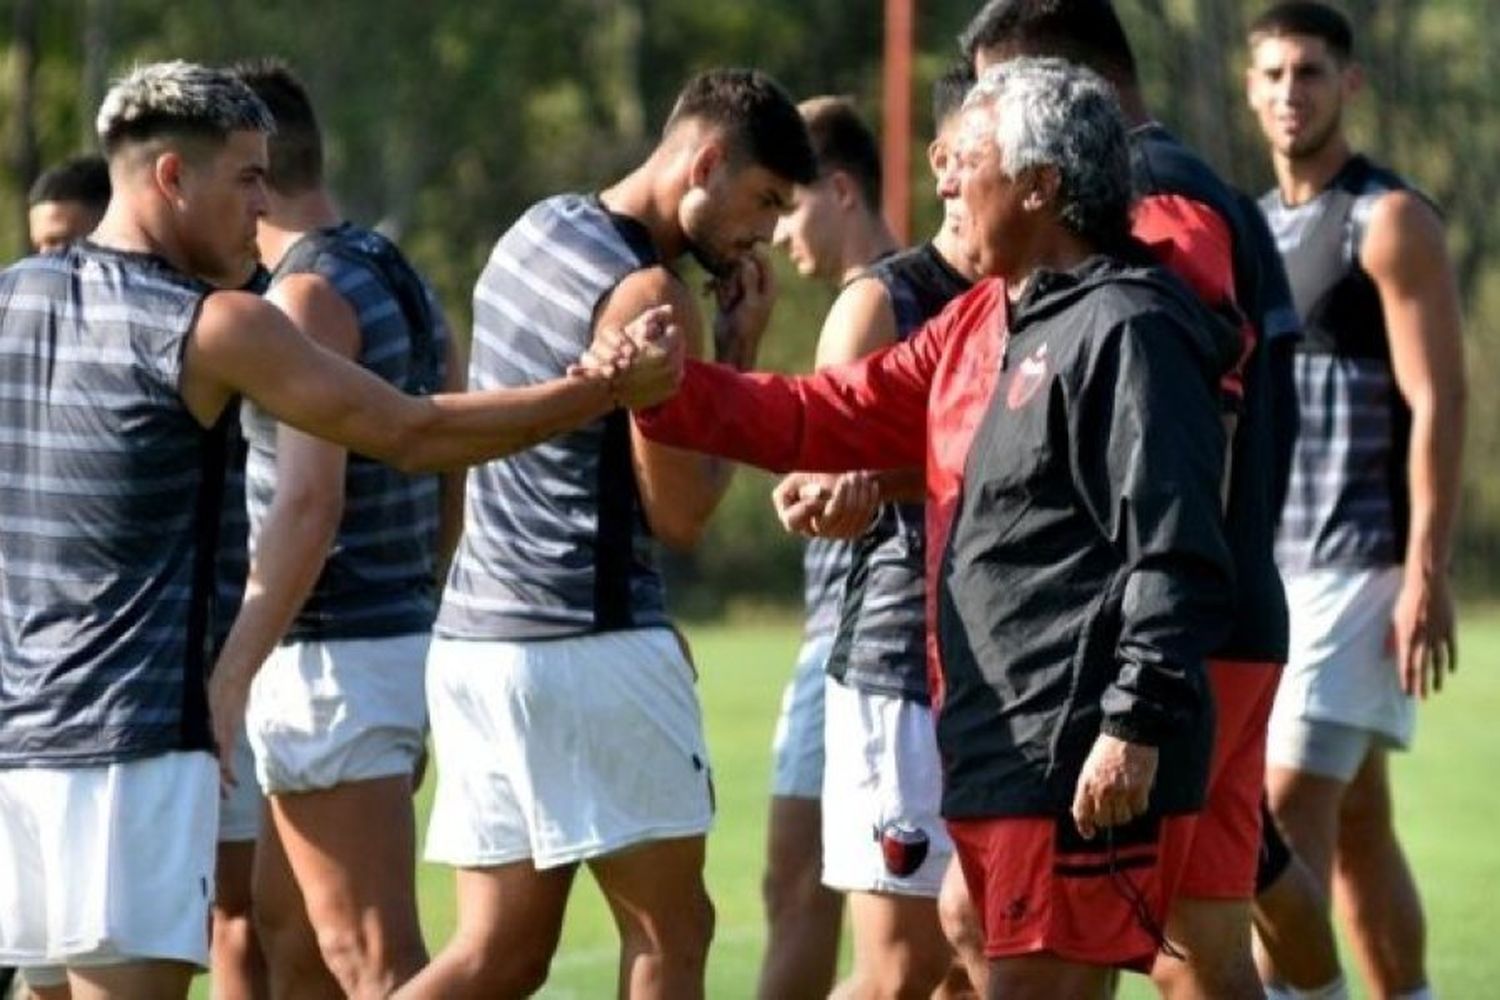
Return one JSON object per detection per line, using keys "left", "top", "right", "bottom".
{"left": 28, "top": 155, "right": 111, "bottom": 210}
{"left": 798, "top": 97, "right": 882, "bottom": 210}
{"left": 1248, "top": 3, "right": 1354, "bottom": 61}
{"left": 232, "top": 58, "right": 324, "bottom": 194}
{"left": 664, "top": 68, "right": 817, "bottom": 186}
{"left": 932, "top": 62, "right": 976, "bottom": 128}
{"left": 959, "top": 0, "right": 1138, "bottom": 86}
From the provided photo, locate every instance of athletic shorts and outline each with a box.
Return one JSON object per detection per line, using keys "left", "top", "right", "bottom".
{"left": 1179, "top": 660, "right": 1281, "bottom": 899}
{"left": 947, "top": 660, "right": 1278, "bottom": 965}
{"left": 0, "top": 752, "right": 217, "bottom": 978}
{"left": 822, "top": 677, "right": 951, "bottom": 897}
{"left": 770, "top": 634, "right": 831, "bottom": 799}
{"left": 1269, "top": 717, "right": 1386, "bottom": 783}
{"left": 424, "top": 628, "right": 714, "bottom": 870}
{"left": 246, "top": 633, "right": 429, "bottom": 795}
{"left": 218, "top": 723, "right": 264, "bottom": 843}
{"left": 1271, "top": 565, "right": 1414, "bottom": 754}
{"left": 948, "top": 812, "right": 1198, "bottom": 971}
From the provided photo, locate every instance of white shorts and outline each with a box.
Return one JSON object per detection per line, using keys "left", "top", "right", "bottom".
{"left": 770, "top": 635, "right": 831, "bottom": 799}
{"left": 424, "top": 628, "right": 714, "bottom": 870}
{"left": 1269, "top": 566, "right": 1415, "bottom": 764}
{"left": 0, "top": 752, "right": 217, "bottom": 977}
{"left": 246, "top": 633, "right": 429, "bottom": 795}
{"left": 821, "top": 678, "right": 951, "bottom": 897}
{"left": 218, "top": 723, "right": 263, "bottom": 843}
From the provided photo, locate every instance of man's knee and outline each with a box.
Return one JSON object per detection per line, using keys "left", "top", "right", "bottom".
{"left": 938, "top": 871, "right": 983, "bottom": 957}
{"left": 762, "top": 851, "right": 822, "bottom": 919}
{"left": 445, "top": 936, "right": 556, "bottom": 998}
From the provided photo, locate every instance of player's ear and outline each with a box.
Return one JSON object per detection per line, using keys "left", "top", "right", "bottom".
{"left": 1341, "top": 61, "right": 1364, "bottom": 99}
{"left": 688, "top": 139, "right": 725, "bottom": 190}
{"left": 154, "top": 150, "right": 188, "bottom": 206}
{"left": 828, "top": 170, "right": 860, "bottom": 212}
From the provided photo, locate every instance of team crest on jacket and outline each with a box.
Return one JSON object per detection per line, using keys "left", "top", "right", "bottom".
{"left": 1006, "top": 343, "right": 1049, "bottom": 410}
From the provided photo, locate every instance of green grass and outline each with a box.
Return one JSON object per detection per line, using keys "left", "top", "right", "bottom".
{"left": 193, "top": 617, "right": 1500, "bottom": 998}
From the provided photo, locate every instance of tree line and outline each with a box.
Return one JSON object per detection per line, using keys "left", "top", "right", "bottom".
{"left": 3, "top": 0, "right": 1495, "bottom": 610}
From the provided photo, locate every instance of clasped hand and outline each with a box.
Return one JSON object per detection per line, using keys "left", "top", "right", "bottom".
{"left": 573, "top": 304, "right": 684, "bottom": 409}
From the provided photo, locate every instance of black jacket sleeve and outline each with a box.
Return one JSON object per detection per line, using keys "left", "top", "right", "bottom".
{"left": 1071, "top": 309, "right": 1237, "bottom": 746}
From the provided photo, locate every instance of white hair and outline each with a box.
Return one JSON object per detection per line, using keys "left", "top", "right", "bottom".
{"left": 965, "top": 57, "right": 1132, "bottom": 245}
{"left": 97, "top": 60, "right": 274, "bottom": 153}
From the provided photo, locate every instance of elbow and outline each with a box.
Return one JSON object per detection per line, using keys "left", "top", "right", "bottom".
{"left": 651, "top": 512, "right": 709, "bottom": 552}
{"left": 273, "top": 489, "right": 343, "bottom": 549}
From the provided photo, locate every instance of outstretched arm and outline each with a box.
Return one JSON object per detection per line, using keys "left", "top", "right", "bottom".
{"left": 179, "top": 291, "right": 679, "bottom": 474}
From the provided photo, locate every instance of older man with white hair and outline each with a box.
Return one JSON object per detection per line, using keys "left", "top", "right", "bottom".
{"left": 0, "top": 60, "right": 677, "bottom": 1000}
{"left": 617, "top": 57, "right": 1248, "bottom": 997}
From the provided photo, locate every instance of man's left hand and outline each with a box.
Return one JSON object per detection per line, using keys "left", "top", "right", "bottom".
{"left": 1391, "top": 569, "right": 1457, "bottom": 699}
{"left": 1071, "top": 733, "right": 1158, "bottom": 839}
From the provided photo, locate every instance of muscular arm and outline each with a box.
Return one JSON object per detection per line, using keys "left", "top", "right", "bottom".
{"left": 180, "top": 290, "right": 642, "bottom": 474}
{"left": 611, "top": 267, "right": 737, "bottom": 550}
{"left": 209, "top": 276, "right": 359, "bottom": 741}
{"left": 1363, "top": 190, "right": 1467, "bottom": 693}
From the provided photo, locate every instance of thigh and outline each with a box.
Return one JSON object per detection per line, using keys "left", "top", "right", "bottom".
{"left": 590, "top": 835, "right": 710, "bottom": 942}
{"left": 453, "top": 862, "right": 578, "bottom": 958}
{"left": 270, "top": 774, "right": 420, "bottom": 925}
{"left": 67, "top": 959, "right": 196, "bottom": 1000}
{"left": 766, "top": 795, "right": 823, "bottom": 882}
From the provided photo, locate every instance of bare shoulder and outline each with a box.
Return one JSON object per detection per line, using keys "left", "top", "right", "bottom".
{"left": 815, "top": 275, "right": 897, "bottom": 368}
{"left": 598, "top": 264, "right": 699, "bottom": 326}
{"left": 1362, "top": 188, "right": 1448, "bottom": 282}
{"left": 266, "top": 271, "right": 361, "bottom": 354}
{"left": 195, "top": 289, "right": 288, "bottom": 348}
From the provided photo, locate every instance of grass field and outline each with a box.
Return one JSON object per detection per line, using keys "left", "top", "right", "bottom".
{"left": 194, "top": 615, "right": 1500, "bottom": 998}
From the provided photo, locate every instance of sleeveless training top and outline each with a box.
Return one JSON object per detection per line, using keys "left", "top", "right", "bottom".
{"left": 436, "top": 194, "right": 667, "bottom": 640}
{"left": 0, "top": 243, "right": 219, "bottom": 766}
{"left": 825, "top": 242, "right": 971, "bottom": 703}
{"left": 1263, "top": 155, "right": 1419, "bottom": 571}
{"left": 242, "top": 224, "right": 447, "bottom": 642}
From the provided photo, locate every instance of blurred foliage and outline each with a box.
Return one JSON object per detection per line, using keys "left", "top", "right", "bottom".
{"left": 2, "top": 0, "right": 1496, "bottom": 613}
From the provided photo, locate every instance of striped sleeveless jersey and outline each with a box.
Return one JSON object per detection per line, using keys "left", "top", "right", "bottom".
{"left": 436, "top": 194, "right": 666, "bottom": 640}
{"left": 0, "top": 243, "right": 219, "bottom": 766}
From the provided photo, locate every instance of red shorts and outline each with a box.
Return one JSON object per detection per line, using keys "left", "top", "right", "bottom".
{"left": 947, "top": 812, "right": 1197, "bottom": 971}
{"left": 946, "top": 661, "right": 1280, "bottom": 967}
{"left": 1181, "top": 660, "right": 1281, "bottom": 898}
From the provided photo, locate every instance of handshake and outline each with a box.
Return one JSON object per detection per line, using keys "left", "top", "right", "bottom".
{"left": 571, "top": 304, "right": 686, "bottom": 410}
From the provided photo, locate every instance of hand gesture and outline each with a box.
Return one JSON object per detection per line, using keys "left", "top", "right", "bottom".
{"left": 1070, "top": 733, "right": 1158, "bottom": 839}
{"left": 207, "top": 666, "right": 253, "bottom": 791}
{"left": 771, "top": 471, "right": 879, "bottom": 539}
{"left": 1390, "top": 570, "right": 1457, "bottom": 699}
{"left": 710, "top": 253, "right": 775, "bottom": 370}
{"left": 573, "top": 304, "right": 682, "bottom": 409}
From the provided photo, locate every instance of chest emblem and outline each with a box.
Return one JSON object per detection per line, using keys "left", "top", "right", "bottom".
{"left": 1006, "top": 343, "right": 1049, "bottom": 411}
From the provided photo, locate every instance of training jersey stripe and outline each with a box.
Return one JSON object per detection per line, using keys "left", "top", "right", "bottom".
{"left": 0, "top": 243, "right": 216, "bottom": 767}
{"left": 437, "top": 193, "right": 667, "bottom": 641}
{"left": 243, "top": 224, "right": 447, "bottom": 643}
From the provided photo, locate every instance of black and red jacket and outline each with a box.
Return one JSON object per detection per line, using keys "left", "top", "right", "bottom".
{"left": 638, "top": 252, "right": 1239, "bottom": 818}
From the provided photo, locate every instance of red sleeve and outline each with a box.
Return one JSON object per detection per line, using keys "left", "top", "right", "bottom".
{"left": 1133, "top": 193, "right": 1253, "bottom": 403}
{"left": 634, "top": 297, "right": 961, "bottom": 473}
